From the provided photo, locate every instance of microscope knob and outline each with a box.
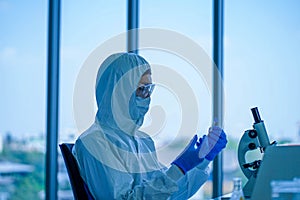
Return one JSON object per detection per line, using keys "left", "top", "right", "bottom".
{"left": 248, "top": 130, "right": 257, "bottom": 138}
{"left": 248, "top": 143, "right": 257, "bottom": 150}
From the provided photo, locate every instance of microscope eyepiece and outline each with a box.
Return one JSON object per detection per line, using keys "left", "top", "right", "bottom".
{"left": 251, "top": 107, "right": 262, "bottom": 123}
{"left": 251, "top": 107, "right": 271, "bottom": 150}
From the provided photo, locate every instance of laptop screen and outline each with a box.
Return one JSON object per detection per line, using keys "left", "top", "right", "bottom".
{"left": 251, "top": 145, "right": 300, "bottom": 200}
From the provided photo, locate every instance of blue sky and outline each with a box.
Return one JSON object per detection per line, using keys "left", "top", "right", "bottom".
{"left": 1, "top": 0, "right": 300, "bottom": 143}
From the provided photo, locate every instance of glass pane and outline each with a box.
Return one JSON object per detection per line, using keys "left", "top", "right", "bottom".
{"left": 0, "top": 1, "right": 47, "bottom": 199}
{"left": 59, "top": 0, "right": 126, "bottom": 197}
{"left": 140, "top": 1, "right": 213, "bottom": 199}
{"left": 224, "top": 0, "right": 300, "bottom": 195}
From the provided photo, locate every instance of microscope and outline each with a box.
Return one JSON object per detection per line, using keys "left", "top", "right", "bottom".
{"left": 237, "top": 107, "right": 276, "bottom": 198}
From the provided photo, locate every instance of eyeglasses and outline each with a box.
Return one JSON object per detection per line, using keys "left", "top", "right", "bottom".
{"left": 136, "top": 83, "right": 155, "bottom": 98}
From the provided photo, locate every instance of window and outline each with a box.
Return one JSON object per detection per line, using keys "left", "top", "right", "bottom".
{"left": 224, "top": 0, "right": 300, "bottom": 194}
{"left": 0, "top": 1, "right": 47, "bottom": 199}
{"left": 140, "top": 1, "right": 213, "bottom": 198}
{"left": 59, "top": 1, "right": 126, "bottom": 196}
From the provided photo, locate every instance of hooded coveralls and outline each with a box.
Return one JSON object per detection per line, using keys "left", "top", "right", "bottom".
{"left": 73, "top": 53, "right": 210, "bottom": 200}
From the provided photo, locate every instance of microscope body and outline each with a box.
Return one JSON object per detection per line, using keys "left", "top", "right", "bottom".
{"left": 237, "top": 107, "right": 275, "bottom": 198}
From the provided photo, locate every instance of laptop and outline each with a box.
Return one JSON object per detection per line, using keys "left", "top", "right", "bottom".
{"left": 250, "top": 145, "right": 300, "bottom": 200}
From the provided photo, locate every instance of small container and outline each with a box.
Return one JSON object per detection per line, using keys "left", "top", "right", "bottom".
{"left": 229, "top": 177, "right": 245, "bottom": 200}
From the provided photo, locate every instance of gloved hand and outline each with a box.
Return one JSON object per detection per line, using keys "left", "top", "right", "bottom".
{"left": 171, "top": 135, "right": 204, "bottom": 174}
{"left": 198, "top": 126, "right": 227, "bottom": 161}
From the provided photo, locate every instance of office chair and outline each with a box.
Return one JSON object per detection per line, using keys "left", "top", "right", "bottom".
{"left": 59, "top": 143, "right": 94, "bottom": 200}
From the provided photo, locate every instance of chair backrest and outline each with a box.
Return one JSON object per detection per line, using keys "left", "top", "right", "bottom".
{"left": 59, "top": 143, "right": 94, "bottom": 200}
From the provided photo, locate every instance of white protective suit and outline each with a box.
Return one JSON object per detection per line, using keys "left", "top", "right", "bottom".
{"left": 73, "top": 52, "right": 210, "bottom": 200}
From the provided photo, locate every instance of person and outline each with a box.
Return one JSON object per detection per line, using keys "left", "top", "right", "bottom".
{"left": 73, "top": 52, "right": 227, "bottom": 199}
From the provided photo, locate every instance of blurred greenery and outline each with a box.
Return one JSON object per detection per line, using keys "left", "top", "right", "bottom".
{"left": 0, "top": 144, "right": 45, "bottom": 200}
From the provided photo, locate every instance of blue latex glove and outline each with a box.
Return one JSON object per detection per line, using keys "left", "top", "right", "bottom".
{"left": 171, "top": 135, "right": 204, "bottom": 174}
{"left": 198, "top": 126, "right": 227, "bottom": 161}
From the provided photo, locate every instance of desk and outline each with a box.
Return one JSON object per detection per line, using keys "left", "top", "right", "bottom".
{"left": 211, "top": 193, "right": 231, "bottom": 200}
{"left": 211, "top": 193, "right": 250, "bottom": 200}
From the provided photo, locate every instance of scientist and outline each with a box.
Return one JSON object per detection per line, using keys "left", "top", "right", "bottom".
{"left": 73, "top": 52, "right": 227, "bottom": 199}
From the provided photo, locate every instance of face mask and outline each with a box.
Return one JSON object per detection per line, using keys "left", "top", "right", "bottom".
{"left": 136, "top": 96, "right": 150, "bottom": 116}
{"left": 129, "top": 95, "right": 150, "bottom": 126}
